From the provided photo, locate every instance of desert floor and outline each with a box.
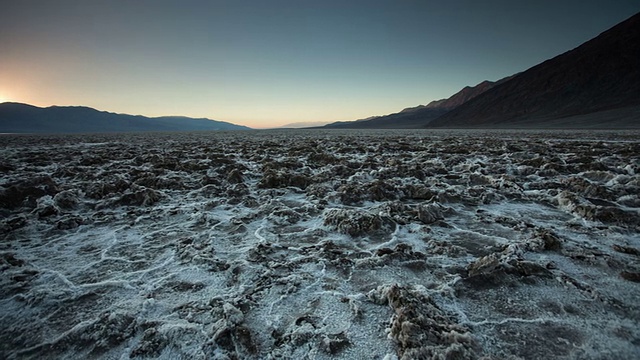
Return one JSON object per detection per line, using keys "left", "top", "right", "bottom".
{"left": 1, "top": 129, "right": 639, "bottom": 359}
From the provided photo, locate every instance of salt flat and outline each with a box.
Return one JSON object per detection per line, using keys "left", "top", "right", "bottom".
{"left": 1, "top": 129, "right": 639, "bottom": 359}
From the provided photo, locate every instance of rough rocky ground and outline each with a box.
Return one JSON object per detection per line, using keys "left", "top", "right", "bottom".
{"left": 1, "top": 129, "right": 639, "bottom": 359}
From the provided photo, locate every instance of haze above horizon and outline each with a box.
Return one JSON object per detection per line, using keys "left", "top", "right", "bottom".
{"left": 1, "top": 1, "right": 638, "bottom": 128}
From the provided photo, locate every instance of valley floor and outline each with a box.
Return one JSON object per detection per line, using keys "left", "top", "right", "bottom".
{"left": 1, "top": 129, "right": 639, "bottom": 359}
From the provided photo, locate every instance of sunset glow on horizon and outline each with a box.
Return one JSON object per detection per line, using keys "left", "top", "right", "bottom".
{"left": 1, "top": 0, "right": 638, "bottom": 128}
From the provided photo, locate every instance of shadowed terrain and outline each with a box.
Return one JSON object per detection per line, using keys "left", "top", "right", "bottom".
{"left": 429, "top": 13, "right": 640, "bottom": 128}
{"left": 322, "top": 78, "right": 507, "bottom": 129}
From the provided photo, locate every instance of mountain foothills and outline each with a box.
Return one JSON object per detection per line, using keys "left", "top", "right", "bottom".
{"left": 0, "top": 103, "right": 251, "bottom": 133}
{"left": 323, "top": 12, "right": 640, "bottom": 129}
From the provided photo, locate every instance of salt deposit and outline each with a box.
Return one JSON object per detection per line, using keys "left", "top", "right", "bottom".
{"left": 1, "top": 129, "right": 638, "bottom": 359}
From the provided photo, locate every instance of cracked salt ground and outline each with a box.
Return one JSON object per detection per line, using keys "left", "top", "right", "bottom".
{"left": 1, "top": 130, "right": 639, "bottom": 359}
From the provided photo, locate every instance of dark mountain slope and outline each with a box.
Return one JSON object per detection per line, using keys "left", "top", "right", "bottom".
{"left": 403, "top": 77, "right": 513, "bottom": 114}
{"left": 322, "top": 78, "right": 505, "bottom": 129}
{"left": 321, "top": 108, "right": 449, "bottom": 129}
{"left": 429, "top": 12, "right": 640, "bottom": 128}
{"left": 0, "top": 103, "right": 251, "bottom": 133}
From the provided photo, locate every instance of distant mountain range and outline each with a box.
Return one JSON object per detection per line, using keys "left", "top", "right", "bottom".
{"left": 322, "top": 12, "right": 640, "bottom": 129}
{"left": 0, "top": 103, "right": 251, "bottom": 133}
{"left": 278, "top": 121, "right": 333, "bottom": 128}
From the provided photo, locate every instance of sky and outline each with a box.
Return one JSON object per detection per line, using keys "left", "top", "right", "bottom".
{"left": 1, "top": 1, "right": 638, "bottom": 128}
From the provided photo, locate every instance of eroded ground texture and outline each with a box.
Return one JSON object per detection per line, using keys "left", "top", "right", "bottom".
{"left": 1, "top": 130, "right": 639, "bottom": 359}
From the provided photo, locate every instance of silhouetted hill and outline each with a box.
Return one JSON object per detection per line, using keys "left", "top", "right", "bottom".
{"left": 429, "top": 12, "right": 640, "bottom": 128}
{"left": 0, "top": 103, "right": 251, "bottom": 133}
{"left": 321, "top": 78, "right": 505, "bottom": 129}
{"left": 320, "top": 108, "right": 447, "bottom": 129}
{"left": 402, "top": 77, "right": 513, "bottom": 114}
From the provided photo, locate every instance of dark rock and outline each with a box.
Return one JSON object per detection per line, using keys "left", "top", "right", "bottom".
{"left": 227, "top": 168, "right": 244, "bottom": 184}
{"left": 510, "top": 260, "right": 554, "bottom": 277}
{"left": 259, "top": 171, "right": 311, "bottom": 190}
{"left": 323, "top": 209, "right": 393, "bottom": 237}
{"left": 467, "top": 253, "right": 501, "bottom": 278}
{"left": 612, "top": 244, "right": 640, "bottom": 256}
{"left": 417, "top": 203, "right": 445, "bottom": 224}
{"left": 53, "top": 190, "right": 80, "bottom": 210}
{"left": 376, "top": 248, "right": 394, "bottom": 256}
{"left": 37, "top": 204, "right": 58, "bottom": 218}
{"left": 0, "top": 175, "right": 59, "bottom": 209}
{"left": 130, "top": 328, "right": 168, "bottom": 357}
{"left": 56, "top": 216, "right": 85, "bottom": 230}
{"left": 367, "top": 181, "right": 398, "bottom": 202}
{"left": 402, "top": 184, "right": 435, "bottom": 200}
{"left": 319, "top": 332, "right": 350, "bottom": 354}
{"left": 85, "top": 178, "right": 130, "bottom": 199}
{"left": 235, "top": 325, "right": 257, "bottom": 354}
{"left": 620, "top": 271, "right": 640, "bottom": 282}
{"left": 0, "top": 216, "right": 27, "bottom": 234}
{"left": 0, "top": 162, "right": 16, "bottom": 172}
{"left": 369, "top": 284, "right": 478, "bottom": 359}
{"left": 226, "top": 183, "right": 249, "bottom": 198}
{"left": 531, "top": 230, "right": 563, "bottom": 251}
{"left": 118, "top": 187, "right": 162, "bottom": 206}
{"left": 1, "top": 253, "right": 25, "bottom": 267}
{"left": 308, "top": 151, "right": 338, "bottom": 166}
{"left": 338, "top": 183, "right": 366, "bottom": 205}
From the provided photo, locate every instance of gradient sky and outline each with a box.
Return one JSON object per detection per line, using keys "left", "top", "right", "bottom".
{"left": 1, "top": 1, "right": 638, "bottom": 128}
